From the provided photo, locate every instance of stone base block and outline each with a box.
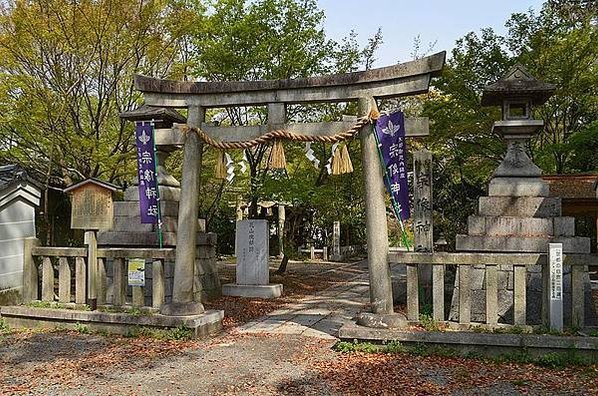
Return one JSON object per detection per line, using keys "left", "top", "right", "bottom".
{"left": 222, "top": 283, "right": 283, "bottom": 299}
{"left": 355, "top": 312, "right": 407, "bottom": 329}
{"left": 124, "top": 185, "right": 181, "bottom": 202}
{"left": 467, "top": 216, "right": 575, "bottom": 237}
{"left": 488, "top": 177, "right": 549, "bottom": 197}
{"left": 338, "top": 323, "right": 598, "bottom": 359}
{"left": 456, "top": 235, "right": 591, "bottom": 253}
{"left": 0, "top": 306, "right": 224, "bottom": 339}
{"left": 478, "top": 197, "right": 561, "bottom": 218}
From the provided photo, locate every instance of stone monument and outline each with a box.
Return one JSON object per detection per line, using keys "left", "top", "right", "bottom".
{"left": 222, "top": 219, "right": 282, "bottom": 298}
{"left": 451, "top": 65, "right": 594, "bottom": 325}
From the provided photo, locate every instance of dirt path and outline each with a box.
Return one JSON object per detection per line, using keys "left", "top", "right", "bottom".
{"left": 1, "top": 260, "right": 597, "bottom": 395}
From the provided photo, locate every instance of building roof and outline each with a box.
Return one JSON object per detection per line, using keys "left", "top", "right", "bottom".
{"left": 542, "top": 174, "right": 598, "bottom": 200}
{"left": 63, "top": 178, "right": 120, "bottom": 194}
{"left": 482, "top": 64, "right": 556, "bottom": 107}
{"left": 0, "top": 164, "right": 42, "bottom": 191}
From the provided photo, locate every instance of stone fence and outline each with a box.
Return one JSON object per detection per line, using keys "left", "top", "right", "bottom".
{"left": 389, "top": 251, "right": 596, "bottom": 329}
{"left": 21, "top": 237, "right": 218, "bottom": 311}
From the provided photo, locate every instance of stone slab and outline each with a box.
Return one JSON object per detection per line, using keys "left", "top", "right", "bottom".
{"left": 0, "top": 306, "right": 223, "bottom": 338}
{"left": 235, "top": 220, "right": 269, "bottom": 285}
{"left": 124, "top": 185, "right": 181, "bottom": 202}
{"left": 468, "top": 216, "right": 553, "bottom": 237}
{"left": 113, "top": 201, "right": 179, "bottom": 217}
{"left": 488, "top": 177, "right": 549, "bottom": 197}
{"left": 456, "top": 235, "right": 590, "bottom": 253}
{"left": 222, "top": 283, "right": 283, "bottom": 299}
{"left": 478, "top": 197, "right": 561, "bottom": 218}
{"left": 98, "top": 231, "right": 215, "bottom": 247}
{"left": 338, "top": 323, "right": 598, "bottom": 358}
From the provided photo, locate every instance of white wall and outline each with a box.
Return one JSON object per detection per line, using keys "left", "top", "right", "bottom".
{"left": 0, "top": 198, "right": 37, "bottom": 293}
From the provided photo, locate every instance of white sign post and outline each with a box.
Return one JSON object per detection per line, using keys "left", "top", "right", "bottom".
{"left": 548, "top": 243, "right": 563, "bottom": 331}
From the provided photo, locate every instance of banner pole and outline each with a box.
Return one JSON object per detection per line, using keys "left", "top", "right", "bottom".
{"left": 372, "top": 123, "right": 412, "bottom": 250}
{"left": 150, "top": 120, "right": 164, "bottom": 249}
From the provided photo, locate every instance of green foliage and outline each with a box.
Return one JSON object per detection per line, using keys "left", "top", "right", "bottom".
{"left": 0, "top": 318, "right": 10, "bottom": 334}
{"left": 73, "top": 322, "right": 90, "bottom": 334}
{"left": 125, "top": 325, "right": 193, "bottom": 341}
{"left": 419, "top": 314, "right": 441, "bottom": 332}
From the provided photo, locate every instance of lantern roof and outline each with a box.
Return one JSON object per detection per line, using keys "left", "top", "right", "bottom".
{"left": 481, "top": 64, "right": 556, "bottom": 107}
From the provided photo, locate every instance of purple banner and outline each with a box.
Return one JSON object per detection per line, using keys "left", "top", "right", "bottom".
{"left": 135, "top": 123, "right": 159, "bottom": 224}
{"left": 375, "top": 112, "right": 410, "bottom": 220}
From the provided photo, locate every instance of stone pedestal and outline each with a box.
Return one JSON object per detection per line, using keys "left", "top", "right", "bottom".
{"left": 98, "top": 152, "right": 221, "bottom": 303}
{"left": 223, "top": 220, "right": 282, "bottom": 298}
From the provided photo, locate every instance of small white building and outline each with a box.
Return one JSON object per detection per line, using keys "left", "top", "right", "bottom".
{"left": 0, "top": 165, "right": 41, "bottom": 304}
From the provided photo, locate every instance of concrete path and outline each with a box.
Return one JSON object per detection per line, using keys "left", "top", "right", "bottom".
{"left": 235, "top": 261, "right": 371, "bottom": 339}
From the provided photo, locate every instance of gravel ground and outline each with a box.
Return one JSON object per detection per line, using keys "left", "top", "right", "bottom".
{"left": 1, "top": 260, "right": 597, "bottom": 395}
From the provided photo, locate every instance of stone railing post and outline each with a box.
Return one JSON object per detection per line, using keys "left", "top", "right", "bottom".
{"left": 22, "top": 237, "right": 40, "bottom": 302}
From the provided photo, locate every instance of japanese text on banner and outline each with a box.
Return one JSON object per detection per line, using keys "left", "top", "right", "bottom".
{"left": 375, "top": 112, "right": 410, "bottom": 220}
{"left": 135, "top": 123, "right": 159, "bottom": 224}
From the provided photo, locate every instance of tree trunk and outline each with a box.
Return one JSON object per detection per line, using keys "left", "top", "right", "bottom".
{"left": 275, "top": 254, "right": 289, "bottom": 275}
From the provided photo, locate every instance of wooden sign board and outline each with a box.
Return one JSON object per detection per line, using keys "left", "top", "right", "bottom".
{"left": 67, "top": 181, "right": 115, "bottom": 230}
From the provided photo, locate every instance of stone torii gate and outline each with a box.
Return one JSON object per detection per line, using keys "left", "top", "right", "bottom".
{"left": 134, "top": 52, "right": 445, "bottom": 322}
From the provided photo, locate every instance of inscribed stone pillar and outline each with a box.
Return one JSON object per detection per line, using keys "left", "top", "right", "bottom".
{"left": 278, "top": 204, "right": 285, "bottom": 258}
{"left": 359, "top": 97, "right": 393, "bottom": 315}
{"left": 333, "top": 221, "right": 341, "bottom": 259}
{"left": 161, "top": 105, "right": 205, "bottom": 316}
{"left": 413, "top": 150, "right": 434, "bottom": 306}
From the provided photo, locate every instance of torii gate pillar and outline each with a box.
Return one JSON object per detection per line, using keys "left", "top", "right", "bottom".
{"left": 359, "top": 97, "right": 394, "bottom": 315}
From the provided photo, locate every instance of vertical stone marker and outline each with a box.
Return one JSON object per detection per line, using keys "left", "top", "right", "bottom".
{"left": 548, "top": 243, "right": 563, "bottom": 331}
{"left": 413, "top": 150, "right": 434, "bottom": 305}
{"left": 332, "top": 221, "right": 341, "bottom": 261}
{"left": 223, "top": 219, "right": 282, "bottom": 298}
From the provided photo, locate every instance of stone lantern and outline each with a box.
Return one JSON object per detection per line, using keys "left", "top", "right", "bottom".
{"left": 482, "top": 64, "right": 556, "bottom": 197}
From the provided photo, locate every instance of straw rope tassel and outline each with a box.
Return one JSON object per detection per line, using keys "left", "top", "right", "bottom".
{"left": 340, "top": 144, "right": 353, "bottom": 173}
{"left": 215, "top": 150, "right": 227, "bottom": 179}
{"left": 331, "top": 144, "right": 354, "bottom": 175}
{"left": 269, "top": 139, "right": 287, "bottom": 169}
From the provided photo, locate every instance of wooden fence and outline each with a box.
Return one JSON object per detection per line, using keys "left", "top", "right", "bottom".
{"left": 23, "top": 238, "right": 175, "bottom": 309}
{"left": 389, "top": 251, "right": 595, "bottom": 328}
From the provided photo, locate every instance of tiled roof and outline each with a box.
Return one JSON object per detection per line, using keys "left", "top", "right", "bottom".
{"left": 0, "top": 164, "right": 27, "bottom": 191}
{"left": 543, "top": 174, "right": 598, "bottom": 199}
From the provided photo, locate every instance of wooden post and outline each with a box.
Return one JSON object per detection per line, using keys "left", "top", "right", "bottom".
{"left": 485, "top": 264, "right": 498, "bottom": 325}
{"left": 22, "top": 237, "right": 39, "bottom": 302}
{"left": 323, "top": 247, "right": 328, "bottom": 261}
{"left": 310, "top": 245, "right": 315, "bottom": 260}
{"left": 548, "top": 243, "right": 563, "bottom": 331}
{"left": 571, "top": 265, "right": 585, "bottom": 328}
{"left": 163, "top": 105, "right": 205, "bottom": 316}
{"left": 75, "top": 257, "right": 86, "bottom": 304}
{"left": 413, "top": 150, "right": 434, "bottom": 307}
{"left": 513, "top": 264, "right": 527, "bottom": 326}
{"left": 58, "top": 257, "right": 71, "bottom": 303}
{"left": 459, "top": 265, "right": 471, "bottom": 324}
{"left": 152, "top": 260, "right": 165, "bottom": 309}
{"left": 112, "top": 258, "right": 126, "bottom": 306}
{"left": 359, "top": 97, "right": 393, "bottom": 315}
{"left": 85, "top": 230, "right": 98, "bottom": 310}
{"left": 432, "top": 264, "right": 444, "bottom": 321}
{"left": 41, "top": 257, "right": 54, "bottom": 302}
